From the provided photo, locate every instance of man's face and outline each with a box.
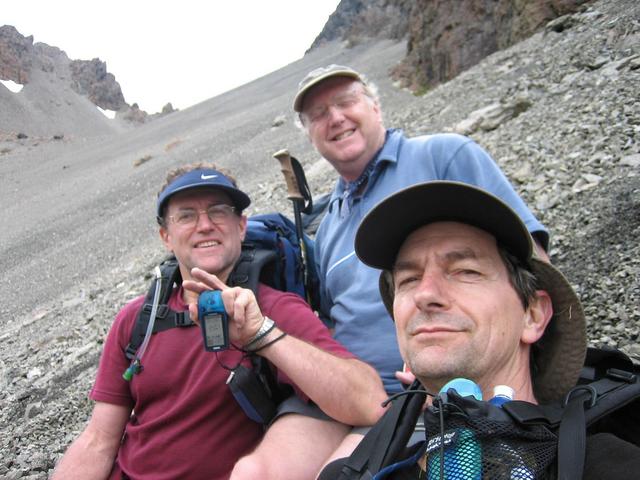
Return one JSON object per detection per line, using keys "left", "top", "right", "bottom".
{"left": 159, "top": 189, "right": 246, "bottom": 282}
{"left": 301, "top": 76, "right": 386, "bottom": 182}
{"left": 392, "top": 222, "right": 534, "bottom": 392}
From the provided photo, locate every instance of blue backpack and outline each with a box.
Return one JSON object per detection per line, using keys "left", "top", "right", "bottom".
{"left": 228, "top": 213, "right": 321, "bottom": 311}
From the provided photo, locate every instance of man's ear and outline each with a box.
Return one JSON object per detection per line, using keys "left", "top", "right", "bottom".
{"left": 521, "top": 290, "right": 553, "bottom": 345}
{"left": 159, "top": 226, "right": 172, "bottom": 252}
{"left": 238, "top": 215, "right": 248, "bottom": 241}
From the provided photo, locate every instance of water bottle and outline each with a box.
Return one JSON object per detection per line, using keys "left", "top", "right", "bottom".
{"left": 427, "top": 378, "right": 482, "bottom": 479}
{"left": 487, "top": 386, "right": 535, "bottom": 479}
{"left": 488, "top": 385, "right": 514, "bottom": 407}
{"left": 440, "top": 377, "right": 483, "bottom": 400}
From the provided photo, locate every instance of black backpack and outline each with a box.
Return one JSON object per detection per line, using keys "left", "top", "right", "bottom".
{"left": 327, "top": 347, "right": 640, "bottom": 480}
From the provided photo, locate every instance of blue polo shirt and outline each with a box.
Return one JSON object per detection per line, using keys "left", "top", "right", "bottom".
{"left": 315, "top": 129, "right": 548, "bottom": 393}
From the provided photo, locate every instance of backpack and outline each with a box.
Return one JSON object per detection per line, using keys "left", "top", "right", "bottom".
{"left": 123, "top": 212, "right": 321, "bottom": 423}
{"left": 301, "top": 192, "right": 331, "bottom": 236}
{"left": 328, "top": 347, "right": 640, "bottom": 479}
{"left": 231, "top": 213, "right": 321, "bottom": 313}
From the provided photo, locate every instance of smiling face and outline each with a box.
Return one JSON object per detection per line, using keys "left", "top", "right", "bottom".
{"left": 159, "top": 189, "right": 246, "bottom": 283}
{"left": 301, "top": 76, "right": 386, "bottom": 182}
{"left": 392, "top": 222, "right": 545, "bottom": 396}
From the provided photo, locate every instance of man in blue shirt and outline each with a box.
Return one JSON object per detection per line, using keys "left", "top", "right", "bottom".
{"left": 293, "top": 64, "right": 550, "bottom": 460}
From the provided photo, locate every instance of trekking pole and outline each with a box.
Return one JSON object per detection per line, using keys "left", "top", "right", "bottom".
{"left": 273, "top": 149, "right": 313, "bottom": 301}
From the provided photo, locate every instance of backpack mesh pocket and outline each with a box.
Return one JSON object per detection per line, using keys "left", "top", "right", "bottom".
{"left": 424, "top": 395, "right": 558, "bottom": 479}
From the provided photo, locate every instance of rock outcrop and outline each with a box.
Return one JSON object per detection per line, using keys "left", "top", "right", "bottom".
{"left": 69, "top": 58, "right": 126, "bottom": 111}
{"left": 0, "top": 25, "right": 175, "bottom": 136}
{"left": 393, "top": 0, "right": 591, "bottom": 89}
{"left": 310, "top": 0, "right": 591, "bottom": 90}
{"left": 0, "top": 25, "right": 32, "bottom": 83}
{"left": 0, "top": 25, "right": 127, "bottom": 111}
{"left": 309, "top": 0, "right": 412, "bottom": 49}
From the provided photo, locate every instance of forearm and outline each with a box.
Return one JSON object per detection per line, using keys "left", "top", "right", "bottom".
{"left": 51, "top": 431, "right": 118, "bottom": 480}
{"left": 52, "top": 401, "right": 129, "bottom": 480}
{"left": 183, "top": 269, "right": 388, "bottom": 423}
{"left": 258, "top": 327, "right": 387, "bottom": 426}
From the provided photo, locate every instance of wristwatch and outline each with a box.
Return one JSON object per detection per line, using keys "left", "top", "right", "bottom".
{"left": 244, "top": 316, "right": 275, "bottom": 350}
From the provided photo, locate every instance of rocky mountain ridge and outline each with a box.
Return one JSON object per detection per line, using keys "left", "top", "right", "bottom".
{"left": 0, "top": 0, "right": 638, "bottom": 478}
{"left": 0, "top": 25, "right": 175, "bottom": 137}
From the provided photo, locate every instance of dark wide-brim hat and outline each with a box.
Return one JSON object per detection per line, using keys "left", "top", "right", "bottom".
{"left": 156, "top": 168, "right": 251, "bottom": 219}
{"left": 355, "top": 181, "right": 587, "bottom": 404}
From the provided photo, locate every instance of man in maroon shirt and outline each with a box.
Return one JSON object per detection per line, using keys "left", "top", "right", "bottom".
{"left": 52, "top": 163, "right": 386, "bottom": 480}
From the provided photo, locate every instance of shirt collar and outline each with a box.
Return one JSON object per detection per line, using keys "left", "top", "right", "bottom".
{"left": 329, "top": 128, "right": 403, "bottom": 203}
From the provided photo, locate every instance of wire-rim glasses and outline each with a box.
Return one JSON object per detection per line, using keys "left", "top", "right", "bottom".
{"left": 168, "top": 204, "right": 236, "bottom": 227}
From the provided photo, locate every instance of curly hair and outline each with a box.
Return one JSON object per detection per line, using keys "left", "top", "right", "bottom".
{"left": 158, "top": 162, "right": 238, "bottom": 195}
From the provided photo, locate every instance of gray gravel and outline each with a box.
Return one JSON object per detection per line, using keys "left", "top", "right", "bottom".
{"left": 0, "top": 0, "right": 638, "bottom": 477}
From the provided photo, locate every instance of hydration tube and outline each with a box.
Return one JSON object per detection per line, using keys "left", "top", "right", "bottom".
{"left": 123, "top": 266, "right": 163, "bottom": 381}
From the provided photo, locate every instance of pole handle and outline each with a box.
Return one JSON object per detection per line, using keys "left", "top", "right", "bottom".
{"left": 273, "top": 149, "right": 305, "bottom": 201}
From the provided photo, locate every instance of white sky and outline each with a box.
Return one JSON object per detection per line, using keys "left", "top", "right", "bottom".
{"left": 3, "top": 0, "right": 341, "bottom": 113}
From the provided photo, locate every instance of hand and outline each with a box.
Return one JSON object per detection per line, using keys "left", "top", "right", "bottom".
{"left": 182, "top": 267, "right": 265, "bottom": 345}
{"left": 395, "top": 368, "right": 416, "bottom": 386}
{"left": 395, "top": 368, "right": 430, "bottom": 409}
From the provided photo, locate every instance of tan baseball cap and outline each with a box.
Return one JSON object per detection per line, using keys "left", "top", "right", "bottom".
{"left": 293, "top": 64, "right": 365, "bottom": 112}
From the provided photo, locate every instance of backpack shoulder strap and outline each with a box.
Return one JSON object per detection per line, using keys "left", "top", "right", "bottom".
{"left": 503, "top": 347, "right": 640, "bottom": 479}
{"left": 227, "top": 243, "right": 278, "bottom": 295}
{"left": 227, "top": 243, "right": 289, "bottom": 424}
{"left": 124, "top": 257, "right": 193, "bottom": 360}
{"left": 128, "top": 242, "right": 277, "bottom": 362}
{"left": 337, "top": 382, "right": 427, "bottom": 479}
{"left": 556, "top": 362, "right": 640, "bottom": 479}
{"left": 505, "top": 348, "right": 640, "bottom": 428}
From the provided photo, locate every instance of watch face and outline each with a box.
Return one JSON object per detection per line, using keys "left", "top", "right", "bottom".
{"left": 259, "top": 318, "right": 273, "bottom": 336}
{"left": 245, "top": 318, "right": 274, "bottom": 350}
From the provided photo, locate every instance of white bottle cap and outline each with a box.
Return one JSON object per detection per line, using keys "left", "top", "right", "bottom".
{"left": 493, "top": 385, "right": 515, "bottom": 399}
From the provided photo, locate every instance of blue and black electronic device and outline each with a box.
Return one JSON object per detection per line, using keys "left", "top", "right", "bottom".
{"left": 198, "top": 290, "right": 229, "bottom": 351}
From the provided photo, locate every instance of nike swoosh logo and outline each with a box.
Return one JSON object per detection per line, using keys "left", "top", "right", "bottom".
{"left": 201, "top": 174, "right": 218, "bottom": 180}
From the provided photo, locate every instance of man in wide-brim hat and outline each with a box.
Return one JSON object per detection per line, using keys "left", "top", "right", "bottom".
{"left": 355, "top": 180, "right": 585, "bottom": 404}
{"left": 319, "top": 181, "right": 640, "bottom": 479}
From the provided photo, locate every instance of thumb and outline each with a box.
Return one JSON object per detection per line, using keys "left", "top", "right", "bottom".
{"left": 395, "top": 370, "right": 416, "bottom": 386}
{"left": 188, "top": 302, "right": 200, "bottom": 326}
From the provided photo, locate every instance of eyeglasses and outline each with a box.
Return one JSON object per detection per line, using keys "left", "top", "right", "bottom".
{"left": 167, "top": 204, "right": 236, "bottom": 227}
{"left": 302, "top": 90, "right": 363, "bottom": 124}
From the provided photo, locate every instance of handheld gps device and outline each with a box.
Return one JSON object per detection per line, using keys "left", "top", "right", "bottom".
{"left": 198, "top": 290, "right": 229, "bottom": 351}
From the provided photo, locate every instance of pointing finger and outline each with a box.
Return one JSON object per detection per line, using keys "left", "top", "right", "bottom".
{"left": 190, "top": 268, "right": 228, "bottom": 290}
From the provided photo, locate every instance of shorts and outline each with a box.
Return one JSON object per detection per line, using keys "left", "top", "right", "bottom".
{"left": 272, "top": 395, "right": 331, "bottom": 424}
{"left": 350, "top": 415, "right": 425, "bottom": 446}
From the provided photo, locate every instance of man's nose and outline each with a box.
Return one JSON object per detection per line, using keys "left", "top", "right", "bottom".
{"left": 195, "top": 210, "right": 216, "bottom": 230}
{"left": 327, "top": 104, "right": 346, "bottom": 125}
{"left": 413, "top": 272, "right": 450, "bottom": 311}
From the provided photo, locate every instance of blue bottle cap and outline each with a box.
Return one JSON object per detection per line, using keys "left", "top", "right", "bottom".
{"left": 440, "top": 378, "right": 483, "bottom": 400}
